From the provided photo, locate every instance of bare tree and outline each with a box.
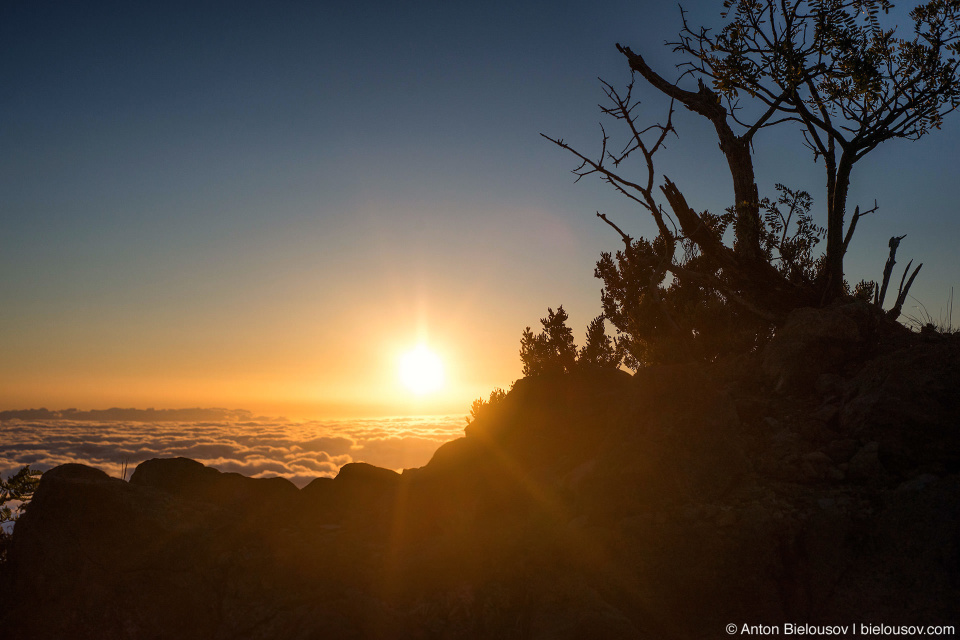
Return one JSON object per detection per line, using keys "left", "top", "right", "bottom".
{"left": 672, "top": 0, "right": 958, "bottom": 300}
{"left": 546, "top": 0, "right": 959, "bottom": 341}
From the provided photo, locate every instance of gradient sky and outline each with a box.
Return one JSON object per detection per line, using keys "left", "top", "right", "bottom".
{"left": 3, "top": 0, "right": 958, "bottom": 418}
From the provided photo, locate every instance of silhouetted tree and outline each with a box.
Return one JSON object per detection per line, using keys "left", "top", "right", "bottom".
{"left": 520, "top": 306, "right": 578, "bottom": 376}
{"left": 1, "top": 466, "right": 41, "bottom": 567}
{"left": 544, "top": 0, "right": 959, "bottom": 364}
{"left": 577, "top": 315, "right": 622, "bottom": 368}
{"left": 467, "top": 387, "right": 508, "bottom": 424}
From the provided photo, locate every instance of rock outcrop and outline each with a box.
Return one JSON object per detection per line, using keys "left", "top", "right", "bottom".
{"left": 2, "top": 321, "right": 958, "bottom": 639}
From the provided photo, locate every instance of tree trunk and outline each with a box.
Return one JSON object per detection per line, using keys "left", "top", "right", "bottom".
{"left": 616, "top": 46, "right": 764, "bottom": 264}
{"left": 617, "top": 44, "right": 817, "bottom": 315}
{"left": 824, "top": 155, "right": 853, "bottom": 302}
{"left": 716, "top": 131, "right": 764, "bottom": 265}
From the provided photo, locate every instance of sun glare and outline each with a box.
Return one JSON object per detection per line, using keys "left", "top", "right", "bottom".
{"left": 398, "top": 345, "right": 445, "bottom": 395}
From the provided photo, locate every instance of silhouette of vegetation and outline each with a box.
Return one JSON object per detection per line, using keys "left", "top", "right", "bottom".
{"left": 520, "top": 306, "right": 623, "bottom": 375}
{"left": 544, "top": 0, "right": 960, "bottom": 364}
{"left": 520, "top": 306, "right": 578, "bottom": 376}
{"left": 472, "top": 310, "right": 620, "bottom": 414}
{"left": 1, "top": 466, "right": 41, "bottom": 567}
{"left": 904, "top": 286, "right": 957, "bottom": 334}
{"left": 467, "top": 387, "right": 507, "bottom": 425}
{"left": 578, "top": 314, "right": 622, "bottom": 368}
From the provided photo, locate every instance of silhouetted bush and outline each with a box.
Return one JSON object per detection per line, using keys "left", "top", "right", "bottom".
{"left": 520, "top": 306, "right": 578, "bottom": 376}
{"left": 467, "top": 387, "right": 508, "bottom": 425}
{"left": 1, "top": 466, "right": 41, "bottom": 567}
{"left": 577, "top": 314, "right": 621, "bottom": 369}
{"left": 519, "top": 307, "right": 623, "bottom": 375}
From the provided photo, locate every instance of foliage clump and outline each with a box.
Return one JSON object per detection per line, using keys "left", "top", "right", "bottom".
{"left": 468, "top": 307, "right": 625, "bottom": 418}
{"left": 520, "top": 306, "right": 622, "bottom": 375}
{"left": 596, "top": 183, "right": 826, "bottom": 368}
{"left": 520, "top": 306, "right": 578, "bottom": 376}
{"left": 1, "top": 466, "right": 41, "bottom": 567}
{"left": 578, "top": 314, "right": 621, "bottom": 368}
{"left": 467, "top": 387, "right": 507, "bottom": 425}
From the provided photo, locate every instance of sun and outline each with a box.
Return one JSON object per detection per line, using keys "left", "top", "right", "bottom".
{"left": 398, "top": 345, "right": 445, "bottom": 395}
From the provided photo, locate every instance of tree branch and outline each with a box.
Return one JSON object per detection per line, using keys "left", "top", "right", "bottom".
{"left": 596, "top": 212, "right": 632, "bottom": 250}
{"left": 841, "top": 200, "right": 879, "bottom": 255}
{"left": 888, "top": 260, "right": 923, "bottom": 320}
{"left": 877, "top": 234, "right": 906, "bottom": 308}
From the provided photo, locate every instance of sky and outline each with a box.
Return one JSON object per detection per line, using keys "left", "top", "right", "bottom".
{"left": 3, "top": 0, "right": 959, "bottom": 419}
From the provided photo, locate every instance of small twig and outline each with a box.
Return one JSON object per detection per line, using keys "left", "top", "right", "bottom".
{"left": 596, "top": 212, "right": 632, "bottom": 249}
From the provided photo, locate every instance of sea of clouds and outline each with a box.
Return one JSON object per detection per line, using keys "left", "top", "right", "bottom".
{"left": 0, "top": 414, "right": 467, "bottom": 488}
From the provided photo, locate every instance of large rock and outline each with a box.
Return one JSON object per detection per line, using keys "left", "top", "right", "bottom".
{"left": 822, "top": 474, "right": 960, "bottom": 624}
{"left": 4, "top": 464, "right": 224, "bottom": 639}
{"left": 299, "top": 461, "right": 401, "bottom": 526}
{"left": 579, "top": 362, "right": 751, "bottom": 514}
{"left": 838, "top": 336, "right": 960, "bottom": 476}
{"left": 762, "top": 301, "right": 881, "bottom": 392}
{"left": 131, "top": 456, "right": 299, "bottom": 506}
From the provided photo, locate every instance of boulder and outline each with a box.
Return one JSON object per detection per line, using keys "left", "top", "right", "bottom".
{"left": 299, "top": 462, "right": 402, "bottom": 529}
{"left": 839, "top": 338, "right": 960, "bottom": 476}
{"left": 335, "top": 461, "right": 401, "bottom": 487}
{"left": 5, "top": 463, "right": 222, "bottom": 639}
{"left": 130, "top": 456, "right": 299, "bottom": 506}
{"left": 575, "top": 362, "right": 751, "bottom": 517}
{"left": 762, "top": 302, "right": 876, "bottom": 392}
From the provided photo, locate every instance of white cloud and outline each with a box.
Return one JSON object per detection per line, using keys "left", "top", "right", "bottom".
{"left": 0, "top": 414, "right": 465, "bottom": 488}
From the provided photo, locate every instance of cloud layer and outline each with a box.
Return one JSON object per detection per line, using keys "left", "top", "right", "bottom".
{"left": 0, "top": 414, "right": 466, "bottom": 488}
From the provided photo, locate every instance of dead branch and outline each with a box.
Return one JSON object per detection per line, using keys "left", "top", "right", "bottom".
{"left": 877, "top": 234, "right": 906, "bottom": 308}
{"left": 596, "top": 212, "right": 632, "bottom": 250}
{"left": 841, "top": 200, "right": 879, "bottom": 255}
{"left": 659, "top": 177, "right": 729, "bottom": 263}
{"left": 888, "top": 260, "right": 923, "bottom": 320}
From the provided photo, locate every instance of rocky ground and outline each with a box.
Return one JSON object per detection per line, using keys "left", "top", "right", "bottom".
{"left": 2, "top": 302, "right": 958, "bottom": 639}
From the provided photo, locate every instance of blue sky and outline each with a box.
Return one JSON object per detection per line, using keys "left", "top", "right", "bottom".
{"left": 2, "top": 0, "right": 958, "bottom": 417}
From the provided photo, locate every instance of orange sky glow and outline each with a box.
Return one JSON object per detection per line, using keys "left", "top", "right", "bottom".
{"left": 3, "top": 1, "right": 959, "bottom": 421}
{"left": 1, "top": 293, "right": 524, "bottom": 418}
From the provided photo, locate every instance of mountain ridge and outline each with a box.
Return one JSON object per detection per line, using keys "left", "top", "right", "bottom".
{"left": 3, "top": 302, "right": 958, "bottom": 638}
